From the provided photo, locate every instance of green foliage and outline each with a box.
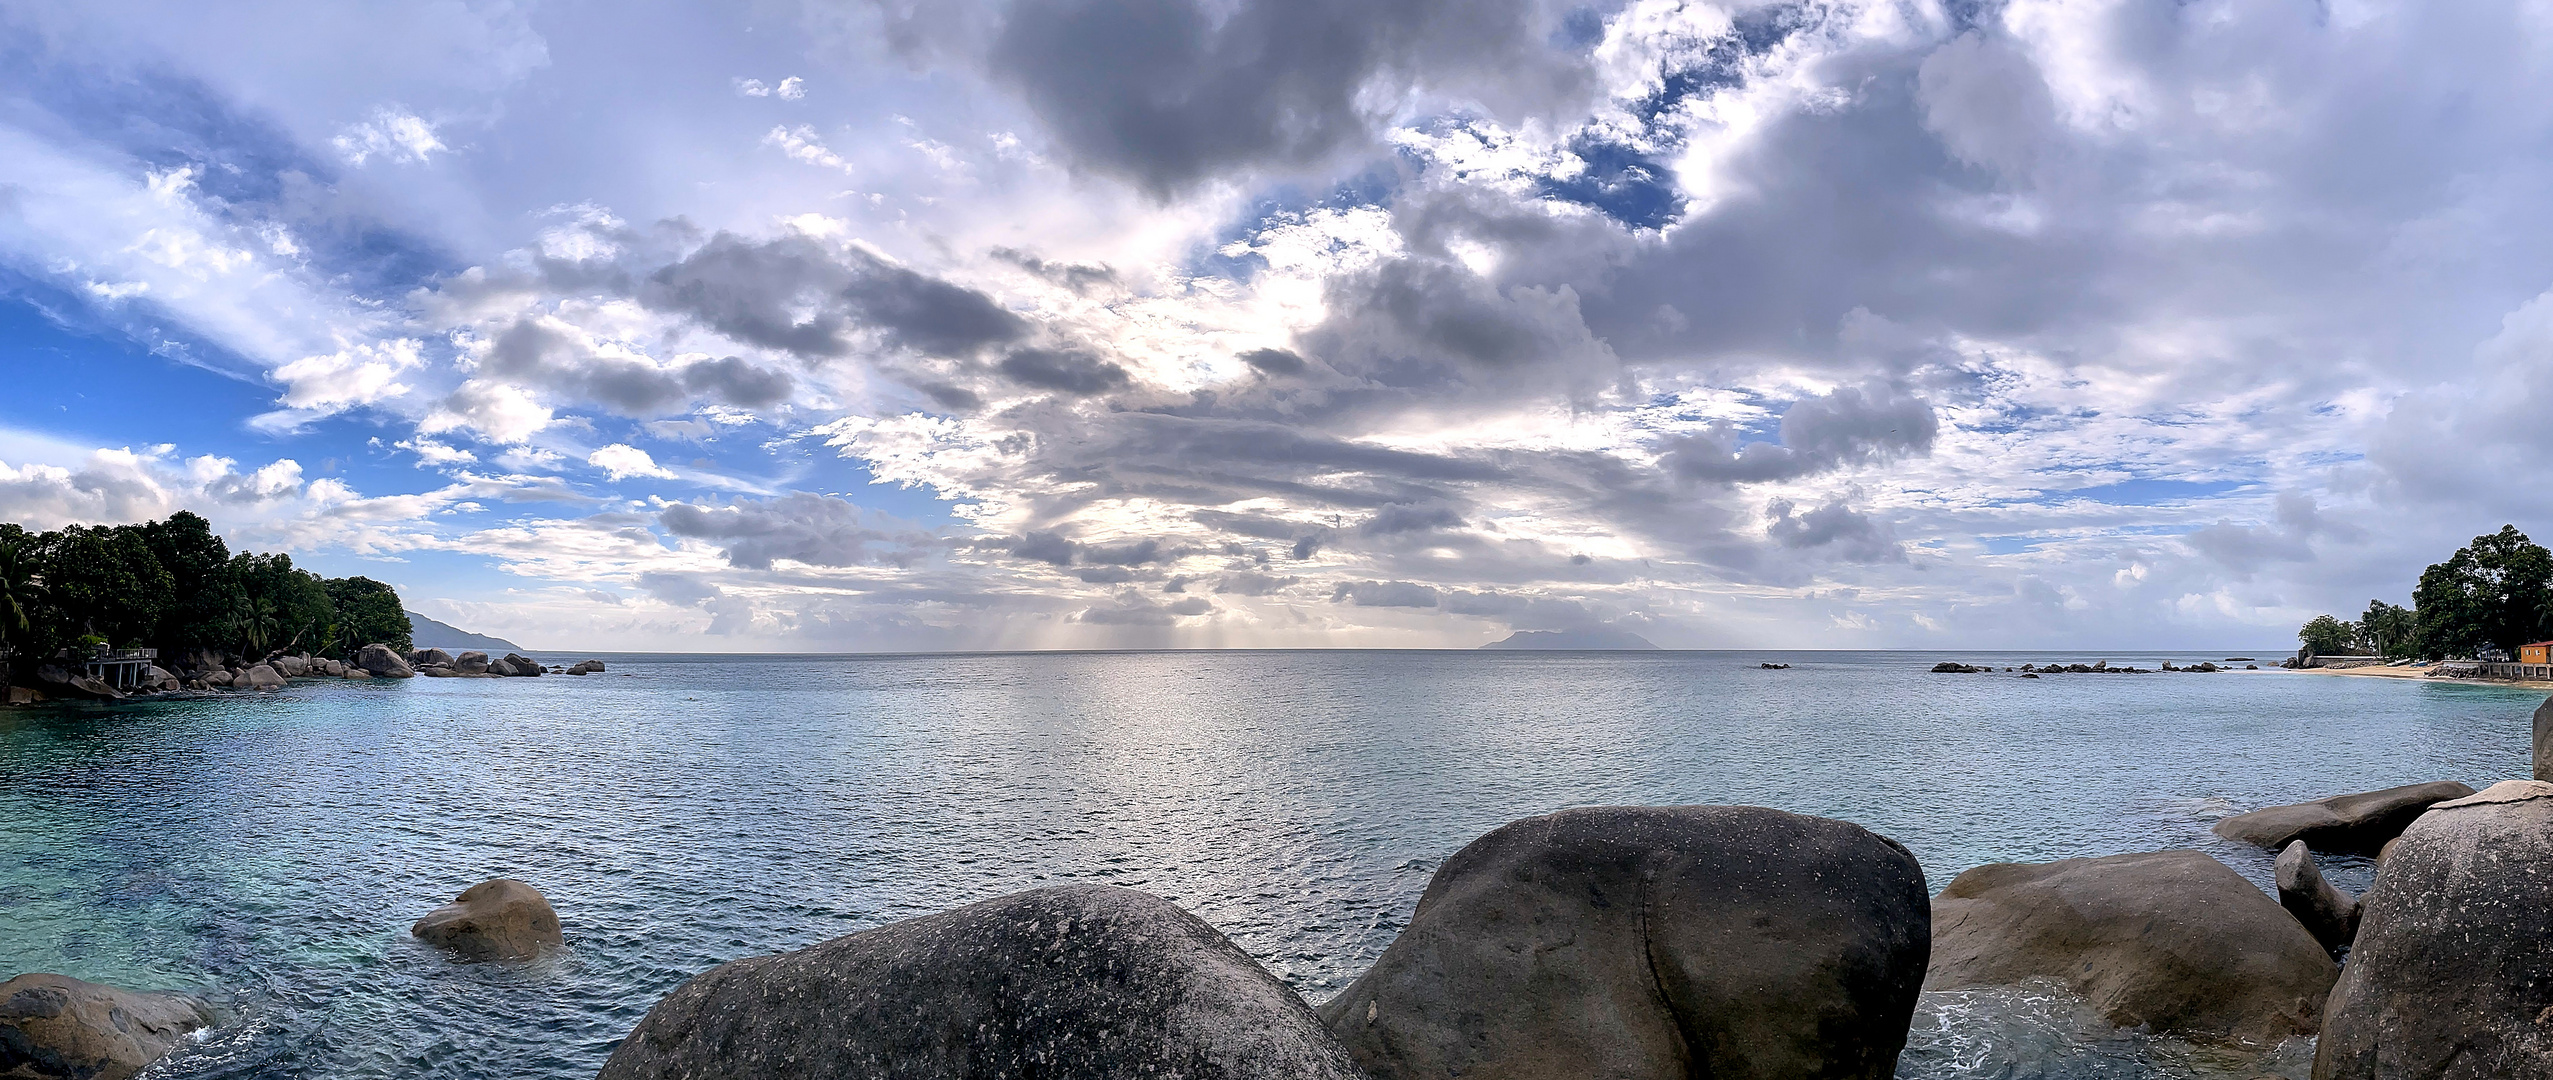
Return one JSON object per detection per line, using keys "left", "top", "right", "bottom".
{"left": 39, "top": 524, "right": 175, "bottom": 647}
{"left": 2357, "top": 600, "right": 2417, "bottom": 658}
{"left": 0, "top": 513, "right": 409, "bottom": 668}
{"left": 2412, "top": 525, "right": 2553, "bottom": 659}
{"left": 0, "top": 524, "right": 43, "bottom": 656}
{"left": 324, "top": 577, "right": 412, "bottom": 654}
{"left": 2298, "top": 614, "right": 2357, "bottom": 656}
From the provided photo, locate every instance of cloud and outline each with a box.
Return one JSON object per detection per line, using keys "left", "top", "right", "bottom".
{"left": 983, "top": 0, "right": 1582, "bottom": 194}
{"left": 587, "top": 444, "right": 676, "bottom": 481}
{"left": 1662, "top": 384, "right": 1940, "bottom": 485}
{"left": 333, "top": 106, "right": 447, "bottom": 165}
{"left": 1765, "top": 498, "right": 1904, "bottom": 564}
{"left": 421, "top": 382, "right": 554, "bottom": 444}
{"left": 1331, "top": 579, "right": 1440, "bottom": 608}
{"left": 659, "top": 493, "right": 938, "bottom": 569}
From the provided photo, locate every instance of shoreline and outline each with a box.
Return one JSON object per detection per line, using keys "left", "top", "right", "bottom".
{"left": 2285, "top": 664, "right": 2553, "bottom": 693}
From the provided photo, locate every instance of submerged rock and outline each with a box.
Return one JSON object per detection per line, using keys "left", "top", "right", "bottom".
{"left": 2210, "top": 782, "right": 2475, "bottom": 853}
{"left": 1321, "top": 805, "right": 1931, "bottom": 1080}
{"left": 0, "top": 972, "right": 213, "bottom": 1080}
{"left": 2273, "top": 840, "right": 2357, "bottom": 955}
{"left": 356, "top": 644, "right": 414, "bottom": 679}
{"left": 2535, "top": 697, "right": 2552, "bottom": 782}
{"left": 1927, "top": 850, "right": 2334, "bottom": 1046}
{"left": 1932, "top": 661, "right": 1987, "bottom": 673}
{"left": 412, "top": 878, "right": 564, "bottom": 961}
{"left": 2314, "top": 781, "right": 2553, "bottom": 1079}
{"left": 596, "top": 884, "right": 1361, "bottom": 1080}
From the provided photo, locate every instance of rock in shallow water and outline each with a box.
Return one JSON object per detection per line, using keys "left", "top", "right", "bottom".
{"left": 595, "top": 884, "right": 1361, "bottom": 1080}
{"left": 0, "top": 972, "right": 212, "bottom": 1080}
{"left": 356, "top": 644, "right": 414, "bottom": 679}
{"left": 2273, "top": 840, "right": 2357, "bottom": 955}
{"left": 2314, "top": 780, "right": 2553, "bottom": 1080}
{"left": 1927, "top": 850, "right": 2334, "bottom": 1046}
{"left": 1320, "top": 805, "right": 1931, "bottom": 1080}
{"left": 2211, "top": 782, "right": 2474, "bottom": 853}
{"left": 412, "top": 878, "right": 564, "bottom": 961}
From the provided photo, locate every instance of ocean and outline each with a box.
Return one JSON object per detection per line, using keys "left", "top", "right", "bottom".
{"left": 0, "top": 651, "right": 2534, "bottom": 1079}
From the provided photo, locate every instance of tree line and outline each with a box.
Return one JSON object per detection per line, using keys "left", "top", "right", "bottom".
{"left": 2298, "top": 525, "right": 2553, "bottom": 660}
{"left": 0, "top": 511, "right": 410, "bottom": 673}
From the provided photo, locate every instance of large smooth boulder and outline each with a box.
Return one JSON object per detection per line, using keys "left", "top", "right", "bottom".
{"left": 1320, "top": 805, "right": 1930, "bottom": 1080}
{"left": 32, "top": 665, "right": 121, "bottom": 701}
{"left": 596, "top": 884, "right": 1363, "bottom": 1080}
{"left": 567, "top": 659, "right": 606, "bottom": 675}
{"left": 0, "top": 972, "right": 213, "bottom": 1080}
{"left": 412, "top": 878, "right": 564, "bottom": 961}
{"left": 2315, "top": 781, "right": 2553, "bottom": 1079}
{"left": 503, "top": 653, "right": 541, "bottom": 677}
{"left": 452, "top": 650, "right": 490, "bottom": 674}
{"left": 486, "top": 656, "right": 522, "bottom": 677}
{"left": 237, "top": 664, "right": 285, "bottom": 690}
{"left": 2211, "top": 782, "right": 2475, "bottom": 853}
{"left": 2534, "top": 698, "right": 2552, "bottom": 782}
{"left": 1927, "top": 850, "right": 2335, "bottom": 1046}
{"left": 356, "top": 644, "right": 414, "bottom": 679}
{"left": 272, "top": 654, "right": 309, "bottom": 678}
{"left": 140, "top": 665, "right": 177, "bottom": 691}
{"left": 2274, "top": 841, "right": 2357, "bottom": 955}
{"left": 408, "top": 648, "right": 454, "bottom": 668}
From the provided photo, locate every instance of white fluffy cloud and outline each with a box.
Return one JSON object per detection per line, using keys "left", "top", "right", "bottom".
{"left": 586, "top": 444, "right": 676, "bottom": 481}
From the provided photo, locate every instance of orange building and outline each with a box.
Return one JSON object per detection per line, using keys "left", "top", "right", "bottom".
{"left": 2521, "top": 642, "right": 2553, "bottom": 665}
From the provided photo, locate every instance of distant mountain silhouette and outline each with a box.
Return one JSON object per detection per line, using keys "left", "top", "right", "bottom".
{"left": 1479, "top": 628, "right": 1660, "bottom": 650}
{"left": 404, "top": 611, "right": 524, "bottom": 654}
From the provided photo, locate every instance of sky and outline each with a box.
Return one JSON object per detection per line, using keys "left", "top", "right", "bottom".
{"left": 3, "top": 0, "right": 2552, "bottom": 652}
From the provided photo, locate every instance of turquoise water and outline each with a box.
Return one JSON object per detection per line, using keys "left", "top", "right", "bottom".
{"left": 0, "top": 651, "right": 2534, "bottom": 1079}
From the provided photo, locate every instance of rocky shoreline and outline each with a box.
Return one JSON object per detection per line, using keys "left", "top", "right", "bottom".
{"left": 7, "top": 699, "right": 2549, "bottom": 1079}
{"left": 1, "top": 646, "right": 608, "bottom": 705}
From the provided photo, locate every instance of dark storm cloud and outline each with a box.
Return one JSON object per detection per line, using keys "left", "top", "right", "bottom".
{"left": 1299, "top": 256, "right": 1619, "bottom": 404}
{"left": 679, "top": 356, "right": 796, "bottom": 409}
{"left": 1361, "top": 501, "right": 1463, "bottom": 535}
{"left": 641, "top": 233, "right": 1027, "bottom": 362}
{"left": 996, "top": 347, "right": 1132, "bottom": 395}
{"left": 1765, "top": 498, "right": 1904, "bottom": 564}
{"left": 985, "top": 0, "right": 1582, "bottom": 194}
{"left": 659, "top": 494, "right": 941, "bottom": 569}
{"left": 1238, "top": 347, "right": 1308, "bottom": 376}
{"left": 473, "top": 319, "right": 798, "bottom": 415}
{"left": 1662, "top": 383, "right": 1938, "bottom": 484}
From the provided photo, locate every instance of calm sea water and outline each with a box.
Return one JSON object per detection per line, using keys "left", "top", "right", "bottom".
{"left": 0, "top": 651, "right": 2534, "bottom": 1080}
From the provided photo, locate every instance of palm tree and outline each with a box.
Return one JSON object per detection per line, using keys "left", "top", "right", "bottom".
{"left": 234, "top": 593, "right": 280, "bottom": 655}
{"left": 0, "top": 530, "right": 44, "bottom": 655}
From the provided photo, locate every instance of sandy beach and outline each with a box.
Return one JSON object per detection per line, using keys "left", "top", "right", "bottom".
{"left": 2286, "top": 664, "right": 2553, "bottom": 693}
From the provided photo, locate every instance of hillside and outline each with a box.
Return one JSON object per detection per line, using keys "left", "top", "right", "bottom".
{"left": 1479, "top": 628, "right": 1660, "bottom": 650}
{"left": 404, "top": 611, "right": 525, "bottom": 654}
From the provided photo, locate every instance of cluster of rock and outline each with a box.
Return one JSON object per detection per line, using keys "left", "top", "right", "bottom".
{"left": 597, "top": 805, "right": 1933, "bottom": 1080}
{"left": 4, "top": 647, "right": 610, "bottom": 705}
{"left": 409, "top": 648, "right": 569, "bottom": 678}
{"left": 1930, "top": 660, "right": 2251, "bottom": 675}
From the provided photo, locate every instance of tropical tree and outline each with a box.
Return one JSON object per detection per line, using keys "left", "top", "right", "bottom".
{"left": 2299, "top": 614, "right": 2357, "bottom": 656}
{"left": 2412, "top": 526, "right": 2553, "bottom": 659}
{"left": 0, "top": 524, "right": 45, "bottom": 660}
{"left": 323, "top": 576, "right": 412, "bottom": 655}
{"left": 39, "top": 524, "right": 174, "bottom": 648}
{"left": 2357, "top": 599, "right": 2418, "bottom": 658}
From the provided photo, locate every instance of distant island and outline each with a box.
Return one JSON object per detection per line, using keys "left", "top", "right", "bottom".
{"left": 406, "top": 611, "right": 524, "bottom": 654}
{"left": 1480, "top": 628, "right": 1659, "bottom": 650}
